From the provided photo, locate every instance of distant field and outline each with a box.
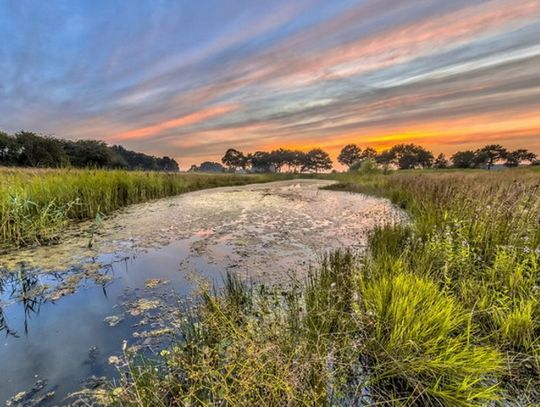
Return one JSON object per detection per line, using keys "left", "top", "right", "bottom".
{"left": 0, "top": 167, "right": 288, "bottom": 251}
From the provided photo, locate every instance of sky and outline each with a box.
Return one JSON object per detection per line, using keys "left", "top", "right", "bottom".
{"left": 1, "top": 0, "right": 540, "bottom": 168}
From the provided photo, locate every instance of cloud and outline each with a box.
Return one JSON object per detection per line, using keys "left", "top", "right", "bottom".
{"left": 111, "top": 104, "right": 239, "bottom": 141}
{"left": 1, "top": 0, "right": 539, "bottom": 167}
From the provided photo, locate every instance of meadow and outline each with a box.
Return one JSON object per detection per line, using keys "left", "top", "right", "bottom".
{"left": 0, "top": 168, "right": 286, "bottom": 252}
{"left": 98, "top": 167, "right": 540, "bottom": 406}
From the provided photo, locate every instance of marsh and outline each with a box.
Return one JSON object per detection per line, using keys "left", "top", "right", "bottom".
{"left": 0, "top": 180, "right": 404, "bottom": 405}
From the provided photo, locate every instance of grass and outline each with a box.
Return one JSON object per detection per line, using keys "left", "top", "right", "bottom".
{"left": 4, "top": 165, "right": 538, "bottom": 404}
{"left": 0, "top": 167, "right": 288, "bottom": 251}
{"left": 88, "top": 167, "right": 540, "bottom": 406}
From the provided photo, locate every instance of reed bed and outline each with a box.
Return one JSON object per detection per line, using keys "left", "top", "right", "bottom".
{"left": 0, "top": 167, "right": 284, "bottom": 251}
{"left": 96, "top": 168, "right": 539, "bottom": 406}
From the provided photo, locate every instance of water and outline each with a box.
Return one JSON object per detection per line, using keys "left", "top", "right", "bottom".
{"left": 0, "top": 180, "right": 406, "bottom": 405}
{"left": 0, "top": 238, "right": 228, "bottom": 405}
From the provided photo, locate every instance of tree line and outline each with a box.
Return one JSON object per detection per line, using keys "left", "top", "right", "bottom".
{"left": 217, "top": 148, "right": 333, "bottom": 173}
{"left": 191, "top": 143, "right": 538, "bottom": 173}
{"left": 337, "top": 143, "right": 538, "bottom": 170}
{"left": 0, "top": 130, "right": 179, "bottom": 171}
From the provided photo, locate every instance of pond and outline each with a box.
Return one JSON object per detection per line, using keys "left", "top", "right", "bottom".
{"left": 0, "top": 180, "right": 405, "bottom": 406}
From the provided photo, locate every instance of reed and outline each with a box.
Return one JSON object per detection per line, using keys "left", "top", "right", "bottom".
{"left": 0, "top": 167, "right": 285, "bottom": 251}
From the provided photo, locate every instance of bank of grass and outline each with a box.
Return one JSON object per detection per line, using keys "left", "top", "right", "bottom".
{"left": 0, "top": 167, "right": 288, "bottom": 251}
{"left": 96, "top": 167, "right": 539, "bottom": 406}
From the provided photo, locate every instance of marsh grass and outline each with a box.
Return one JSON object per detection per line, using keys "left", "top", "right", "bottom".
{"left": 76, "top": 167, "right": 540, "bottom": 405}
{"left": 104, "top": 255, "right": 501, "bottom": 406}
{"left": 0, "top": 168, "right": 286, "bottom": 251}
{"left": 328, "top": 168, "right": 540, "bottom": 402}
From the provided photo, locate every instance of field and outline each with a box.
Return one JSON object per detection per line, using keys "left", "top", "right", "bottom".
{"left": 96, "top": 167, "right": 540, "bottom": 406}
{"left": 0, "top": 168, "right": 288, "bottom": 252}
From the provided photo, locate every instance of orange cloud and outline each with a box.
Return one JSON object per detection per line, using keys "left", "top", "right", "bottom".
{"left": 256, "top": 108, "right": 540, "bottom": 168}
{"left": 113, "top": 103, "right": 239, "bottom": 140}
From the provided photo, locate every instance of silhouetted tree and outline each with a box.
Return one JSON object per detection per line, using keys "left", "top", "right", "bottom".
{"left": 375, "top": 149, "right": 394, "bottom": 166}
{"left": 249, "top": 151, "right": 274, "bottom": 172}
{"left": 110, "top": 145, "right": 176, "bottom": 171}
{"left": 268, "top": 148, "right": 290, "bottom": 172}
{"left": 63, "top": 140, "right": 114, "bottom": 168}
{"left": 478, "top": 144, "right": 507, "bottom": 170}
{"left": 288, "top": 150, "right": 306, "bottom": 173}
{"left": 190, "top": 161, "right": 225, "bottom": 172}
{"left": 433, "top": 153, "right": 449, "bottom": 169}
{"left": 338, "top": 144, "right": 362, "bottom": 169}
{"left": 156, "top": 156, "right": 180, "bottom": 172}
{"left": 381, "top": 144, "right": 434, "bottom": 169}
{"left": 451, "top": 150, "right": 477, "bottom": 168}
{"left": 222, "top": 148, "right": 246, "bottom": 171}
{"left": 360, "top": 147, "right": 377, "bottom": 160}
{"left": 504, "top": 149, "right": 537, "bottom": 167}
{"left": 301, "top": 148, "right": 333, "bottom": 173}
{"left": 0, "top": 131, "right": 178, "bottom": 171}
{"left": 0, "top": 131, "right": 17, "bottom": 165}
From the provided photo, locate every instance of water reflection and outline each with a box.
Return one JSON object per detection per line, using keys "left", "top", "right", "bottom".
{"left": 0, "top": 240, "right": 221, "bottom": 406}
{"left": 1, "top": 268, "right": 45, "bottom": 337}
{"left": 0, "top": 261, "right": 115, "bottom": 338}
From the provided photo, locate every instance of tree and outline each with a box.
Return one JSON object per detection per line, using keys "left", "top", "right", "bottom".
{"left": 63, "top": 139, "right": 114, "bottom": 168}
{"left": 478, "top": 144, "right": 507, "bottom": 170}
{"left": 337, "top": 144, "right": 362, "bottom": 169}
{"left": 222, "top": 148, "right": 246, "bottom": 171}
{"left": 191, "top": 161, "right": 225, "bottom": 172}
{"left": 0, "top": 131, "right": 18, "bottom": 165}
{"left": 451, "top": 150, "right": 477, "bottom": 168}
{"left": 472, "top": 150, "right": 490, "bottom": 169}
{"left": 110, "top": 145, "right": 178, "bottom": 171}
{"left": 288, "top": 150, "right": 306, "bottom": 173}
{"left": 360, "top": 147, "right": 377, "bottom": 160}
{"left": 383, "top": 144, "right": 434, "bottom": 169}
{"left": 156, "top": 156, "right": 180, "bottom": 172}
{"left": 301, "top": 148, "right": 333, "bottom": 173}
{"left": 375, "top": 149, "right": 394, "bottom": 166}
{"left": 504, "top": 149, "right": 537, "bottom": 167}
{"left": 249, "top": 151, "right": 273, "bottom": 172}
{"left": 15, "top": 131, "right": 68, "bottom": 167}
{"left": 268, "top": 148, "right": 290, "bottom": 172}
{"left": 433, "top": 153, "right": 449, "bottom": 169}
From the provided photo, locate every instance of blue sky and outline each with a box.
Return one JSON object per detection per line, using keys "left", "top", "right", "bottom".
{"left": 1, "top": 0, "right": 540, "bottom": 166}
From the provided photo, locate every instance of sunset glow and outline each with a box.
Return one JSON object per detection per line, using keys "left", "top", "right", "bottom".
{"left": 1, "top": 0, "right": 539, "bottom": 167}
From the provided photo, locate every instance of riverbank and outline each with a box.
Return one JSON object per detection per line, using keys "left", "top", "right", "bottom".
{"left": 0, "top": 168, "right": 290, "bottom": 251}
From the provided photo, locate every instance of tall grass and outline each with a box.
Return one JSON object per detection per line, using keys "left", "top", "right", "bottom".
{"left": 101, "top": 254, "right": 501, "bottom": 406}
{"left": 0, "top": 168, "right": 285, "bottom": 251}
{"left": 328, "top": 168, "right": 540, "bottom": 402}
{"left": 69, "top": 167, "right": 540, "bottom": 405}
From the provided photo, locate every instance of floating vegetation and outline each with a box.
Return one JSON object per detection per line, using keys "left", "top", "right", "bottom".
{"left": 144, "top": 279, "right": 169, "bottom": 289}
{"left": 126, "top": 299, "right": 162, "bottom": 316}
{"left": 104, "top": 315, "right": 124, "bottom": 327}
{"left": 5, "top": 379, "right": 54, "bottom": 407}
